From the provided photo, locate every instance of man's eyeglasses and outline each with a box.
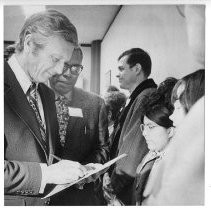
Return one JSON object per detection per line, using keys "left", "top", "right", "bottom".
{"left": 140, "top": 124, "right": 159, "bottom": 132}
{"left": 63, "top": 63, "right": 83, "bottom": 76}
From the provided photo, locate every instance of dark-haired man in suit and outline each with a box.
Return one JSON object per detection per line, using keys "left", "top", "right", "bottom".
{"left": 49, "top": 47, "right": 109, "bottom": 205}
{"left": 103, "top": 48, "right": 157, "bottom": 205}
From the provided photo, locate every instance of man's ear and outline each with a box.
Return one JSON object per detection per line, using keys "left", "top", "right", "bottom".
{"left": 135, "top": 63, "right": 142, "bottom": 75}
{"left": 23, "top": 34, "right": 33, "bottom": 54}
{"left": 167, "top": 127, "right": 175, "bottom": 139}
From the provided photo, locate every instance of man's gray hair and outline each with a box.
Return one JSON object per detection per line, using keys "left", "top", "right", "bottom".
{"left": 16, "top": 9, "right": 78, "bottom": 53}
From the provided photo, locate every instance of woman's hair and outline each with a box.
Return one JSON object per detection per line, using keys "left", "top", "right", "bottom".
{"left": 15, "top": 9, "right": 78, "bottom": 53}
{"left": 142, "top": 77, "right": 178, "bottom": 128}
{"left": 106, "top": 85, "right": 120, "bottom": 92}
{"left": 171, "top": 69, "right": 205, "bottom": 113}
{"left": 104, "top": 91, "right": 126, "bottom": 121}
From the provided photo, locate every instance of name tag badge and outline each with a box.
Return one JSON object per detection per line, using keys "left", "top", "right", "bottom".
{"left": 68, "top": 107, "right": 83, "bottom": 118}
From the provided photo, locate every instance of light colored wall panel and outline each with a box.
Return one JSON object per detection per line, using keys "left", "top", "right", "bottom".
{"left": 100, "top": 5, "right": 204, "bottom": 95}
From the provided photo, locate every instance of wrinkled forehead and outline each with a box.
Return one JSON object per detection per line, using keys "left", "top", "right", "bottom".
{"left": 42, "top": 35, "right": 75, "bottom": 62}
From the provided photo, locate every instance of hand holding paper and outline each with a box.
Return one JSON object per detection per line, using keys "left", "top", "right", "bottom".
{"left": 43, "top": 154, "right": 127, "bottom": 198}
{"left": 75, "top": 163, "right": 102, "bottom": 189}
{"left": 45, "top": 160, "right": 87, "bottom": 185}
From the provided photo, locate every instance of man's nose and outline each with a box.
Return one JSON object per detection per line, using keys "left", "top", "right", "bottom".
{"left": 116, "top": 73, "right": 120, "bottom": 78}
{"left": 58, "top": 69, "right": 63, "bottom": 75}
{"left": 55, "top": 61, "right": 65, "bottom": 75}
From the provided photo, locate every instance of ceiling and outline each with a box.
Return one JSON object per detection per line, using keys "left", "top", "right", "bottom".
{"left": 4, "top": 5, "right": 122, "bottom": 45}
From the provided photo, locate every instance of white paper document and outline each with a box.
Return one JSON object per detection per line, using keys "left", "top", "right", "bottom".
{"left": 42, "top": 153, "right": 127, "bottom": 199}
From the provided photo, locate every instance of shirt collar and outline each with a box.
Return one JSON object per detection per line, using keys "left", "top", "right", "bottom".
{"left": 154, "top": 150, "right": 166, "bottom": 163}
{"left": 8, "top": 54, "right": 32, "bottom": 94}
{"left": 136, "top": 151, "right": 159, "bottom": 173}
{"left": 129, "top": 78, "right": 157, "bottom": 100}
{"left": 54, "top": 89, "right": 74, "bottom": 102}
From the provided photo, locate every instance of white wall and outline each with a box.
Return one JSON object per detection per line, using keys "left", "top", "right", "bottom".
{"left": 100, "top": 5, "right": 205, "bottom": 95}
{"left": 4, "top": 6, "right": 25, "bottom": 42}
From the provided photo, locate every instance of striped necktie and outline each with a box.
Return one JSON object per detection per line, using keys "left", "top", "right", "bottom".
{"left": 27, "top": 83, "right": 47, "bottom": 147}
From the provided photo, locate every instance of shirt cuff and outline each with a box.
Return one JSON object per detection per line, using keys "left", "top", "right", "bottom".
{"left": 39, "top": 163, "right": 48, "bottom": 194}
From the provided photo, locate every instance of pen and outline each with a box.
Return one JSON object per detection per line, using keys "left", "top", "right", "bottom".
{"left": 50, "top": 154, "right": 62, "bottom": 161}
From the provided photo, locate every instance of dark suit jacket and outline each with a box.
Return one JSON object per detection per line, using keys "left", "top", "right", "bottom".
{"left": 4, "top": 61, "right": 59, "bottom": 206}
{"left": 51, "top": 87, "right": 109, "bottom": 205}
{"left": 111, "top": 79, "right": 157, "bottom": 205}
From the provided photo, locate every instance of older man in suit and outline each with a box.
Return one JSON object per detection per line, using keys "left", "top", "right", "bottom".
{"left": 4, "top": 9, "right": 87, "bottom": 206}
{"left": 49, "top": 47, "right": 109, "bottom": 205}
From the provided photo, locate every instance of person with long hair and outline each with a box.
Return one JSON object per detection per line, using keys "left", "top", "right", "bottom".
{"left": 170, "top": 69, "right": 205, "bottom": 127}
{"left": 142, "top": 69, "right": 205, "bottom": 205}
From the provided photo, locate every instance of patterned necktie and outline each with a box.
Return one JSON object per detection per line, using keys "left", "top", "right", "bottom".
{"left": 27, "top": 83, "right": 47, "bottom": 146}
{"left": 55, "top": 95, "right": 70, "bottom": 147}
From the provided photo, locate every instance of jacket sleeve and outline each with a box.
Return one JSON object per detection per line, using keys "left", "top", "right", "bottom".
{"left": 82, "top": 99, "right": 110, "bottom": 165}
{"left": 111, "top": 171, "right": 134, "bottom": 194}
{"left": 4, "top": 160, "right": 42, "bottom": 195}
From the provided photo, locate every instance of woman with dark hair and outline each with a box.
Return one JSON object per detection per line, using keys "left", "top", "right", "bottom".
{"left": 142, "top": 69, "right": 205, "bottom": 205}
{"left": 103, "top": 78, "right": 177, "bottom": 206}
{"left": 170, "top": 69, "right": 205, "bottom": 128}
{"left": 106, "top": 85, "right": 120, "bottom": 92}
{"left": 132, "top": 77, "right": 177, "bottom": 205}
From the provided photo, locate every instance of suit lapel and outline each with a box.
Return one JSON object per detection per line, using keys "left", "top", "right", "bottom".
{"left": 135, "top": 157, "right": 157, "bottom": 189}
{"left": 4, "top": 62, "right": 49, "bottom": 160}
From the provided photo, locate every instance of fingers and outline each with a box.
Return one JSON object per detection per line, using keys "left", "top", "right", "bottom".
{"left": 103, "top": 172, "right": 111, "bottom": 186}
{"left": 85, "top": 174, "right": 97, "bottom": 183}
{"left": 85, "top": 163, "right": 102, "bottom": 170}
{"left": 75, "top": 180, "right": 86, "bottom": 190}
{"left": 46, "top": 160, "right": 88, "bottom": 185}
{"left": 79, "top": 165, "right": 88, "bottom": 176}
{"left": 66, "top": 161, "right": 88, "bottom": 178}
{"left": 46, "top": 161, "right": 107, "bottom": 185}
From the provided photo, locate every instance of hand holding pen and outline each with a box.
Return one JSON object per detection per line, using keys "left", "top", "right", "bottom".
{"left": 45, "top": 154, "right": 88, "bottom": 185}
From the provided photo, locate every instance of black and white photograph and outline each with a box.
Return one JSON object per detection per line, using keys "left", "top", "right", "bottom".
{"left": 2, "top": 0, "right": 210, "bottom": 207}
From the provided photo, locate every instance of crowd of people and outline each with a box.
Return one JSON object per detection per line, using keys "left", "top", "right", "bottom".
{"left": 4, "top": 9, "right": 205, "bottom": 206}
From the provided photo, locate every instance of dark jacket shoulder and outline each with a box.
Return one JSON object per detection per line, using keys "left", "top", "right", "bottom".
{"left": 72, "top": 87, "right": 104, "bottom": 108}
